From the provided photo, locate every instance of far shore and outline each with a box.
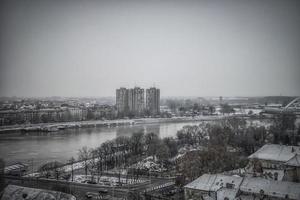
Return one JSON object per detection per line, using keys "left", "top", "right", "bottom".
{"left": 0, "top": 114, "right": 260, "bottom": 133}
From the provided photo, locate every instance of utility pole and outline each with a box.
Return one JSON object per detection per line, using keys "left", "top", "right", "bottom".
{"left": 31, "top": 158, "right": 37, "bottom": 187}
{"left": 113, "top": 181, "right": 115, "bottom": 199}
{"left": 31, "top": 158, "right": 33, "bottom": 176}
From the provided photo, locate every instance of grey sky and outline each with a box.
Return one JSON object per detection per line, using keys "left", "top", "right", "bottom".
{"left": 0, "top": 0, "right": 299, "bottom": 97}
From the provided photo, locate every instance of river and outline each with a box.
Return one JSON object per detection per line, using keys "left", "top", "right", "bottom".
{"left": 0, "top": 121, "right": 202, "bottom": 168}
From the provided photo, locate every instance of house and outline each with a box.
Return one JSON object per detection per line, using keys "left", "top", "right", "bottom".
{"left": 184, "top": 174, "right": 243, "bottom": 200}
{"left": 4, "top": 162, "right": 28, "bottom": 176}
{"left": 248, "top": 144, "right": 300, "bottom": 182}
{"left": 239, "top": 177, "right": 300, "bottom": 200}
{"left": 184, "top": 174, "right": 300, "bottom": 200}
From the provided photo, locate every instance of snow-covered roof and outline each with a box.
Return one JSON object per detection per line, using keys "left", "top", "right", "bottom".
{"left": 4, "top": 163, "right": 28, "bottom": 173}
{"left": 240, "top": 177, "right": 300, "bottom": 200}
{"left": 184, "top": 174, "right": 243, "bottom": 192}
{"left": 285, "top": 154, "right": 300, "bottom": 167}
{"left": 184, "top": 174, "right": 216, "bottom": 191}
{"left": 1, "top": 185, "right": 76, "bottom": 200}
{"left": 185, "top": 173, "right": 300, "bottom": 200}
{"left": 248, "top": 144, "right": 300, "bottom": 163}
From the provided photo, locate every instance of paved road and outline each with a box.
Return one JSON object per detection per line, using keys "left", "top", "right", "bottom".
{"left": 4, "top": 176, "right": 173, "bottom": 200}
{"left": 5, "top": 176, "right": 128, "bottom": 199}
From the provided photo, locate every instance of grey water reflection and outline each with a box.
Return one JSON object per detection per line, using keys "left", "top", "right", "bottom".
{"left": 0, "top": 121, "right": 200, "bottom": 166}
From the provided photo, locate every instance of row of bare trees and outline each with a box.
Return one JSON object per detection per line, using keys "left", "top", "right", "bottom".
{"left": 38, "top": 117, "right": 272, "bottom": 182}
{"left": 38, "top": 161, "right": 68, "bottom": 180}
{"left": 73, "top": 131, "right": 181, "bottom": 182}
{"left": 37, "top": 118, "right": 256, "bottom": 181}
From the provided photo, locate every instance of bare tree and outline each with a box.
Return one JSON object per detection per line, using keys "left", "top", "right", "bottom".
{"left": 78, "top": 146, "right": 91, "bottom": 178}
{"left": 130, "top": 132, "right": 144, "bottom": 155}
{"left": 0, "top": 159, "right": 5, "bottom": 192}
{"left": 38, "top": 161, "right": 64, "bottom": 180}
{"left": 101, "top": 141, "right": 111, "bottom": 171}
{"left": 89, "top": 149, "right": 98, "bottom": 182}
{"left": 68, "top": 157, "right": 76, "bottom": 182}
{"left": 95, "top": 146, "right": 104, "bottom": 183}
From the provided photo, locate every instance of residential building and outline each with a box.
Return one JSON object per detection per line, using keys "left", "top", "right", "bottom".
{"left": 146, "top": 87, "right": 160, "bottom": 116}
{"left": 4, "top": 163, "right": 28, "bottom": 176}
{"left": 0, "top": 107, "right": 88, "bottom": 125}
{"left": 184, "top": 173, "right": 300, "bottom": 200}
{"left": 116, "top": 87, "right": 129, "bottom": 116}
{"left": 128, "top": 87, "right": 145, "bottom": 116}
{"left": 87, "top": 105, "right": 116, "bottom": 120}
{"left": 67, "top": 107, "right": 87, "bottom": 121}
{"left": 239, "top": 177, "right": 300, "bottom": 200}
{"left": 184, "top": 174, "right": 243, "bottom": 200}
{"left": 248, "top": 144, "right": 300, "bottom": 182}
{"left": 116, "top": 86, "right": 160, "bottom": 117}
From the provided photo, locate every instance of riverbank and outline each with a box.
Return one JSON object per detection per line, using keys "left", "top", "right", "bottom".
{"left": 0, "top": 114, "right": 273, "bottom": 169}
{"left": 0, "top": 114, "right": 259, "bottom": 133}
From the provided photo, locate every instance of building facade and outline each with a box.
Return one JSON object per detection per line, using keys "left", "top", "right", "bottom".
{"left": 116, "top": 87, "right": 129, "bottom": 116}
{"left": 116, "top": 87, "right": 160, "bottom": 117}
{"left": 146, "top": 87, "right": 160, "bottom": 116}
{"left": 0, "top": 108, "right": 87, "bottom": 126}
{"left": 87, "top": 105, "right": 116, "bottom": 120}
{"left": 248, "top": 144, "right": 300, "bottom": 182}
{"left": 116, "top": 87, "right": 147, "bottom": 117}
{"left": 128, "top": 87, "right": 145, "bottom": 116}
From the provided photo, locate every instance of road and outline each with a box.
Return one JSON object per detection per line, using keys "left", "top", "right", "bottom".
{"left": 4, "top": 176, "right": 173, "bottom": 200}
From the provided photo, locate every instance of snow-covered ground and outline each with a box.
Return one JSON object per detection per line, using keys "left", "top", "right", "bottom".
{"left": 172, "top": 145, "right": 206, "bottom": 161}
{"left": 130, "top": 156, "right": 167, "bottom": 172}
{"left": 246, "top": 119, "right": 273, "bottom": 128}
{"left": 61, "top": 158, "right": 100, "bottom": 172}
{"left": 73, "top": 175, "right": 147, "bottom": 186}
{"left": 234, "top": 108, "right": 262, "bottom": 115}
{"left": 23, "top": 172, "right": 40, "bottom": 178}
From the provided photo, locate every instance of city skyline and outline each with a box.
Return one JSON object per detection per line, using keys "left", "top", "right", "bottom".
{"left": 1, "top": 1, "right": 300, "bottom": 199}
{"left": 1, "top": 0, "right": 300, "bottom": 97}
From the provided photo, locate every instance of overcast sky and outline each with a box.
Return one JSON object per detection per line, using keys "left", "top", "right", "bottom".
{"left": 0, "top": 0, "right": 299, "bottom": 97}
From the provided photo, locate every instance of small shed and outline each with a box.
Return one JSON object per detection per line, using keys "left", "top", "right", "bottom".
{"left": 4, "top": 162, "right": 28, "bottom": 176}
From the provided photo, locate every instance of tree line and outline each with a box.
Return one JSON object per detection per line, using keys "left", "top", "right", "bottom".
{"left": 37, "top": 114, "right": 299, "bottom": 184}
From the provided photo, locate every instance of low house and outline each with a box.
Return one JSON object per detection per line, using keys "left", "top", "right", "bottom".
{"left": 239, "top": 177, "right": 300, "bottom": 200}
{"left": 184, "top": 174, "right": 300, "bottom": 200}
{"left": 4, "top": 162, "right": 28, "bottom": 176}
{"left": 184, "top": 174, "right": 243, "bottom": 200}
{"left": 248, "top": 144, "right": 300, "bottom": 182}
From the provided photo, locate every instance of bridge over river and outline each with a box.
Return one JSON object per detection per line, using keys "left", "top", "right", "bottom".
{"left": 263, "top": 97, "right": 300, "bottom": 116}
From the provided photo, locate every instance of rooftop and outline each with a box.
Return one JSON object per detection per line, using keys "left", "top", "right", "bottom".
{"left": 185, "top": 173, "right": 300, "bottom": 200}
{"left": 184, "top": 174, "right": 243, "bottom": 192}
{"left": 240, "top": 177, "right": 300, "bottom": 200}
{"left": 248, "top": 144, "right": 300, "bottom": 163}
{"left": 4, "top": 163, "right": 28, "bottom": 173}
{"left": 285, "top": 154, "right": 300, "bottom": 167}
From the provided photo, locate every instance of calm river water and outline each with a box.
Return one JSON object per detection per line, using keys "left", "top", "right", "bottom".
{"left": 0, "top": 121, "right": 201, "bottom": 167}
